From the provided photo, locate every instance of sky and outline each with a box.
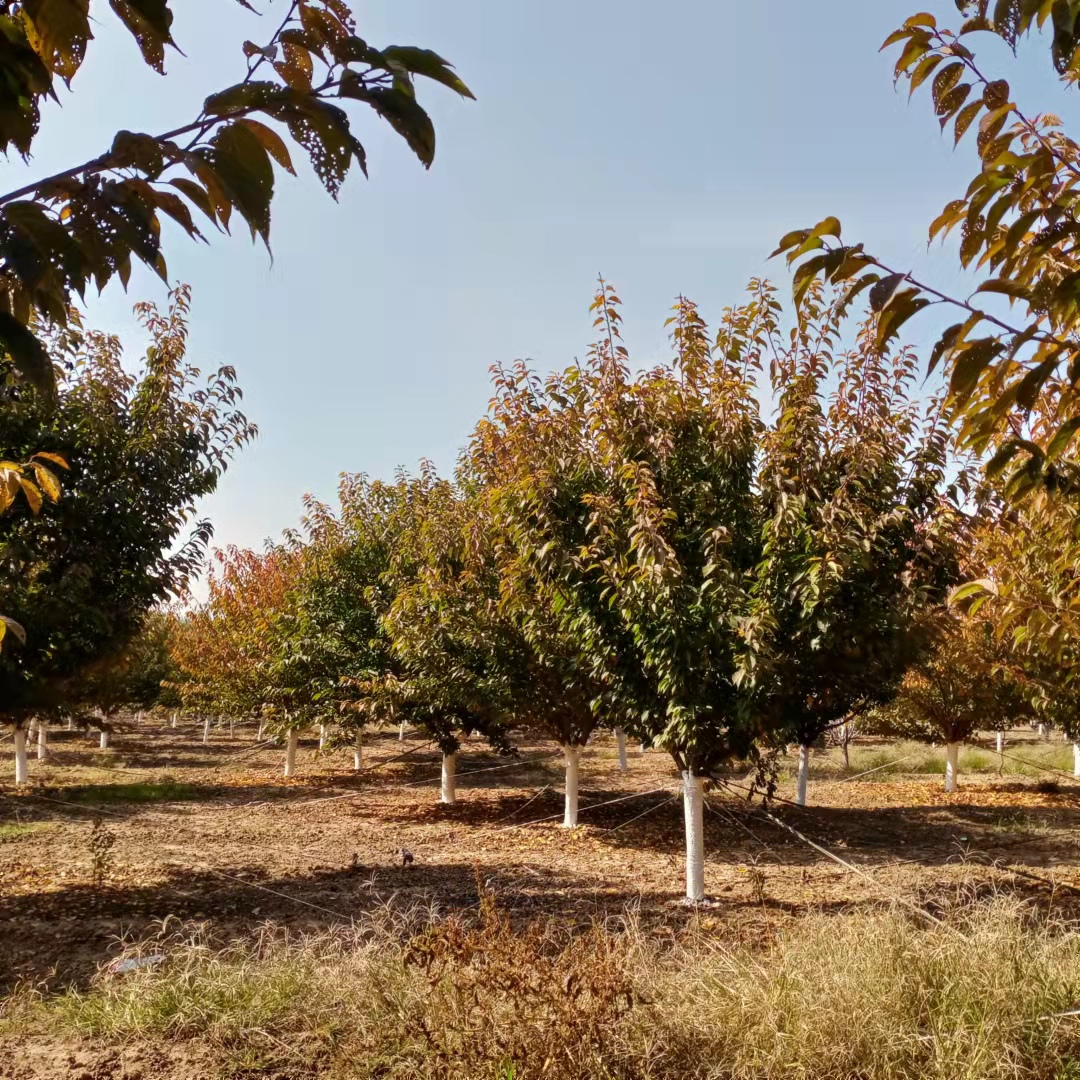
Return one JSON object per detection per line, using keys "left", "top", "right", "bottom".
{"left": 10, "top": 0, "right": 1079, "bottom": 562}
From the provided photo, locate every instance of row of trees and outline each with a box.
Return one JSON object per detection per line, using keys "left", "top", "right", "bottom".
{"left": 153, "top": 279, "right": 987, "bottom": 901}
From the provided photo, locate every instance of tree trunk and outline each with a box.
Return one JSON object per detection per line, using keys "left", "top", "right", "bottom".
{"left": 945, "top": 742, "right": 959, "bottom": 792}
{"left": 996, "top": 730, "right": 1004, "bottom": 754}
{"left": 99, "top": 729, "right": 109, "bottom": 750}
{"left": 257, "top": 721, "right": 264, "bottom": 741}
{"left": 171, "top": 712, "right": 177, "bottom": 729}
{"left": 229, "top": 718, "right": 234, "bottom": 737}
{"left": 615, "top": 728, "right": 628, "bottom": 772}
{"left": 398, "top": 719, "right": 406, "bottom": 742}
{"left": 841, "top": 737, "right": 850, "bottom": 770}
{"left": 202, "top": 716, "right": 210, "bottom": 743}
{"left": 66, "top": 716, "right": 73, "bottom": 731}
{"left": 319, "top": 723, "right": 328, "bottom": 750}
{"left": 37, "top": 724, "right": 47, "bottom": 762}
{"left": 1073, "top": 743, "right": 1080, "bottom": 779}
{"left": 1038, "top": 723, "right": 1048, "bottom": 740}
{"left": 14, "top": 726, "right": 27, "bottom": 786}
{"left": 441, "top": 751, "right": 457, "bottom": 804}
{"left": 561, "top": 744, "right": 580, "bottom": 828}
{"left": 353, "top": 730, "right": 363, "bottom": 772}
{"left": 683, "top": 771, "right": 705, "bottom": 902}
{"left": 796, "top": 744, "right": 811, "bottom": 807}
{"left": 639, "top": 741, "right": 648, "bottom": 754}
{"left": 284, "top": 728, "right": 298, "bottom": 778}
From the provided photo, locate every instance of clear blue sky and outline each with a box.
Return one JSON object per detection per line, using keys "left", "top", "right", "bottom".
{"left": 10, "top": 1, "right": 1077, "bottom": 559}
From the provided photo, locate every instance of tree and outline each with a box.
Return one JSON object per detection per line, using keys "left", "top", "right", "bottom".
{"left": 0, "top": 0, "right": 474, "bottom": 395}
{"left": 379, "top": 470, "right": 515, "bottom": 804}
{"left": 1, "top": 285, "right": 253, "bottom": 782}
{"left": 170, "top": 544, "right": 304, "bottom": 771}
{"left": 738, "top": 288, "right": 966, "bottom": 806}
{"left": 470, "top": 281, "right": 764, "bottom": 899}
{"left": 775, "top": 4, "right": 1080, "bottom": 495}
{"left": 872, "top": 618, "right": 1030, "bottom": 791}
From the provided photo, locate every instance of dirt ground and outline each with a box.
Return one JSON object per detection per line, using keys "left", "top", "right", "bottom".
{"left": 3, "top": 717, "right": 1080, "bottom": 1076}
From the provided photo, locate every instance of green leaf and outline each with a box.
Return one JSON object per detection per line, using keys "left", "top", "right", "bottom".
{"left": 340, "top": 79, "right": 435, "bottom": 167}
{"left": 1047, "top": 417, "right": 1080, "bottom": 460}
{"left": 0, "top": 311, "right": 53, "bottom": 397}
{"left": 208, "top": 121, "right": 274, "bottom": 247}
{"left": 949, "top": 578, "right": 998, "bottom": 603}
{"left": 381, "top": 46, "right": 476, "bottom": 99}
{"left": 203, "top": 80, "right": 285, "bottom": 117}
{"left": 976, "top": 278, "right": 1032, "bottom": 301}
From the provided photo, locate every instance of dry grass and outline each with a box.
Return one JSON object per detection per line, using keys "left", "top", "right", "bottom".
{"left": 6, "top": 891, "right": 1080, "bottom": 1079}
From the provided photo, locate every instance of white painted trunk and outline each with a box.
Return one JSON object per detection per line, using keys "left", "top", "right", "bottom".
{"left": 795, "top": 744, "right": 811, "bottom": 807}
{"left": 353, "top": 730, "right": 363, "bottom": 772}
{"left": 99, "top": 729, "right": 109, "bottom": 750}
{"left": 441, "top": 751, "right": 457, "bottom": 804}
{"left": 284, "top": 728, "right": 298, "bottom": 778}
{"left": 398, "top": 719, "right": 406, "bottom": 742}
{"left": 319, "top": 723, "right": 328, "bottom": 750}
{"left": 562, "top": 745, "right": 580, "bottom": 828}
{"left": 639, "top": 742, "right": 648, "bottom": 754}
{"left": 615, "top": 728, "right": 628, "bottom": 772}
{"left": 13, "top": 727, "right": 27, "bottom": 785}
{"left": 66, "top": 716, "right": 73, "bottom": 731}
{"left": 1073, "top": 743, "right": 1080, "bottom": 779}
{"left": 945, "top": 742, "right": 959, "bottom": 792}
{"left": 257, "top": 721, "right": 264, "bottom": 741}
{"left": 202, "top": 717, "right": 210, "bottom": 743}
{"left": 171, "top": 712, "right": 177, "bottom": 729}
{"left": 27, "top": 719, "right": 36, "bottom": 743}
{"left": 1038, "top": 723, "right": 1048, "bottom": 740}
{"left": 683, "top": 771, "right": 705, "bottom": 902}
{"left": 229, "top": 719, "right": 234, "bottom": 737}
{"left": 36, "top": 724, "right": 47, "bottom": 761}
{"left": 996, "top": 730, "right": 1004, "bottom": 754}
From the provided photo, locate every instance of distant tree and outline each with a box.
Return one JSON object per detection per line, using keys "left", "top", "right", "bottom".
{"left": 0, "top": 0, "right": 473, "bottom": 395}
{"left": 739, "top": 287, "right": 966, "bottom": 806}
{"left": 872, "top": 618, "right": 1031, "bottom": 791}
{"left": 1, "top": 286, "right": 253, "bottom": 783}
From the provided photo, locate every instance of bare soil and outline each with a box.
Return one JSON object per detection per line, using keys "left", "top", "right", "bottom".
{"left": 3, "top": 718, "right": 1080, "bottom": 1077}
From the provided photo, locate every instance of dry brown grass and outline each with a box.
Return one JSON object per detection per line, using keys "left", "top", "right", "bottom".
{"left": 6, "top": 886, "right": 1080, "bottom": 1079}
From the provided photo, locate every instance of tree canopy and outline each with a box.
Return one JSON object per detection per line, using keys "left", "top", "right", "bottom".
{"left": 0, "top": 285, "right": 254, "bottom": 724}
{"left": 0, "top": 0, "right": 473, "bottom": 396}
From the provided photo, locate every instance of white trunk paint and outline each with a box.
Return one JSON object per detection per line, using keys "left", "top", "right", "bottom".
{"left": 257, "top": 721, "right": 264, "bottom": 741}
{"left": 796, "top": 744, "right": 811, "bottom": 807}
{"left": 14, "top": 726, "right": 27, "bottom": 785}
{"left": 1073, "top": 743, "right": 1080, "bottom": 779}
{"left": 66, "top": 716, "right": 73, "bottom": 731}
{"left": 319, "top": 723, "right": 328, "bottom": 750}
{"left": 171, "top": 712, "right": 178, "bottom": 729}
{"left": 27, "top": 719, "right": 36, "bottom": 744}
{"left": 441, "top": 751, "right": 457, "bottom": 804}
{"left": 353, "top": 730, "right": 363, "bottom": 772}
{"left": 683, "top": 771, "right": 705, "bottom": 902}
{"left": 639, "top": 742, "right": 648, "bottom": 754}
{"left": 202, "top": 717, "right": 210, "bottom": 743}
{"left": 561, "top": 744, "right": 580, "bottom": 828}
{"left": 996, "top": 730, "right": 1004, "bottom": 754}
{"left": 37, "top": 724, "right": 47, "bottom": 761}
{"left": 284, "top": 728, "right": 298, "bottom": 778}
{"left": 945, "top": 742, "right": 959, "bottom": 792}
{"left": 99, "top": 729, "right": 109, "bottom": 750}
{"left": 615, "top": 728, "right": 628, "bottom": 772}
{"left": 1038, "top": 723, "right": 1048, "bottom": 740}
{"left": 398, "top": 719, "right": 407, "bottom": 742}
